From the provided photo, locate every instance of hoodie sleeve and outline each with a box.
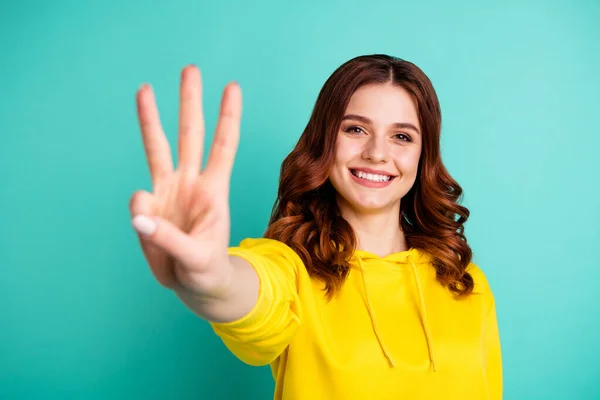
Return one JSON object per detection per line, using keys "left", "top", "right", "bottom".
{"left": 470, "top": 264, "right": 503, "bottom": 400}
{"left": 209, "top": 238, "right": 304, "bottom": 366}
{"left": 484, "top": 289, "right": 503, "bottom": 400}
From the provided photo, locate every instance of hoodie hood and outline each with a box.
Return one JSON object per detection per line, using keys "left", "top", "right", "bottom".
{"left": 351, "top": 247, "right": 437, "bottom": 372}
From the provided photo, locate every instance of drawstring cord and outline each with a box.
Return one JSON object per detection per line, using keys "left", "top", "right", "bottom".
{"left": 358, "top": 256, "right": 395, "bottom": 368}
{"left": 356, "top": 251, "right": 438, "bottom": 372}
{"left": 409, "top": 256, "right": 438, "bottom": 372}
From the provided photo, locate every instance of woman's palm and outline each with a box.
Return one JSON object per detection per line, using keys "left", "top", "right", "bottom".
{"left": 130, "top": 66, "right": 242, "bottom": 295}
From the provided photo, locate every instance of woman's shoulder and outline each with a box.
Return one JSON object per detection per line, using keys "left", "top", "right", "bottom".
{"left": 232, "top": 237, "right": 294, "bottom": 252}
{"left": 229, "top": 237, "right": 306, "bottom": 267}
{"left": 466, "top": 261, "right": 495, "bottom": 297}
{"left": 464, "top": 261, "right": 499, "bottom": 315}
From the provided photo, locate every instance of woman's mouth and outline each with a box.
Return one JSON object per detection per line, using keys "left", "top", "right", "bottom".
{"left": 349, "top": 169, "right": 396, "bottom": 188}
{"left": 350, "top": 169, "right": 394, "bottom": 182}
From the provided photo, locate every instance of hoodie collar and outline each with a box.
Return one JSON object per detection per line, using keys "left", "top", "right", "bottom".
{"left": 352, "top": 247, "right": 433, "bottom": 265}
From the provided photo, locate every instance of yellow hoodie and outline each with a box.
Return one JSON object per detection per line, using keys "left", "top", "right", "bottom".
{"left": 210, "top": 238, "right": 502, "bottom": 399}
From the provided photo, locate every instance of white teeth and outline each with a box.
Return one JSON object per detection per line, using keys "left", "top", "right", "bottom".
{"left": 356, "top": 170, "right": 391, "bottom": 182}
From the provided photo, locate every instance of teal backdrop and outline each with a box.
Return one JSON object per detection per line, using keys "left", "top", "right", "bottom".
{"left": 1, "top": 0, "right": 599, "bottom": 398}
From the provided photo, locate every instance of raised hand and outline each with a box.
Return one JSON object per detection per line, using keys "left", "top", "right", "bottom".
{"left": 130, "top": 65, "right": 242, "bottom": 298}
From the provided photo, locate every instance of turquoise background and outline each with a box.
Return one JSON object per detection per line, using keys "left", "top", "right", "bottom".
{"left": 1, "top": 0, "right": 599, "bottom": 398}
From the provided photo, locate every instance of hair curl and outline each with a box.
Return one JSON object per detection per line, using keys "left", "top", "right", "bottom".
{"left": 264, "top": 54, "right": 473, "bottom": 299}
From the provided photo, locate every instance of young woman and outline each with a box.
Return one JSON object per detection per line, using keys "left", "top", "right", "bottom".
{"left": 130, "top": 54, "right": 502, "bottom": 399}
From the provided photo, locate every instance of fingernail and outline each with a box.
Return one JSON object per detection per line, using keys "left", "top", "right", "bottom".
{"left": 132, "top": 215, "right": 157, "bottom": 236}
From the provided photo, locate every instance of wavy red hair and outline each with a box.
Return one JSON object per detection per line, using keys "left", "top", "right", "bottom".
{"left": 264, "top": 54, "right": 473, "bottom": 299}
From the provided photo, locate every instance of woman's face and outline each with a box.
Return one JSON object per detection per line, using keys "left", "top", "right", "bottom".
{"left": 329, "top": 83, "right": 423, "bottom": 215}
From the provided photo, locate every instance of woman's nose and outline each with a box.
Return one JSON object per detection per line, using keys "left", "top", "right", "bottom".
{"left": 362, "top": 136, "right": 389, "bottom": 163}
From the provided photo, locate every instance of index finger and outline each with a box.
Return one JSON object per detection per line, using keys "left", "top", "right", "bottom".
{"left": 136, "top": 84, "right": 174, "bottom": 186}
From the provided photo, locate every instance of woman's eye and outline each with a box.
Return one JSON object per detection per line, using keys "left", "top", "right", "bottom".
{"left": 394, "top": 133, "right": 412, "bottom": 142}
{"left": 344, "top": 126, "right": 364, "bottom": 134}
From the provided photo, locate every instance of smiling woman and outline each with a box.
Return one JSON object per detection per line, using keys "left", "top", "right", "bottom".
{"left": 131, "top": 54, "right": 502, "bottom": 400}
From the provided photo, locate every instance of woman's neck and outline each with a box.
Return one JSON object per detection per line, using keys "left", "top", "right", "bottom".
{"left": 339, "top": 204, "right": 407, "bottom": 257}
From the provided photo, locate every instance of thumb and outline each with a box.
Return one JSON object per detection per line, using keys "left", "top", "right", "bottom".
{"left": 131, "top": 215, "right": 200, "bottom": 268}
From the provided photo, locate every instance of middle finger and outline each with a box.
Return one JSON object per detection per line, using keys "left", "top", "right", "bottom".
{"left": 178, "top": 65, "right": 205, "bottom": 175}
